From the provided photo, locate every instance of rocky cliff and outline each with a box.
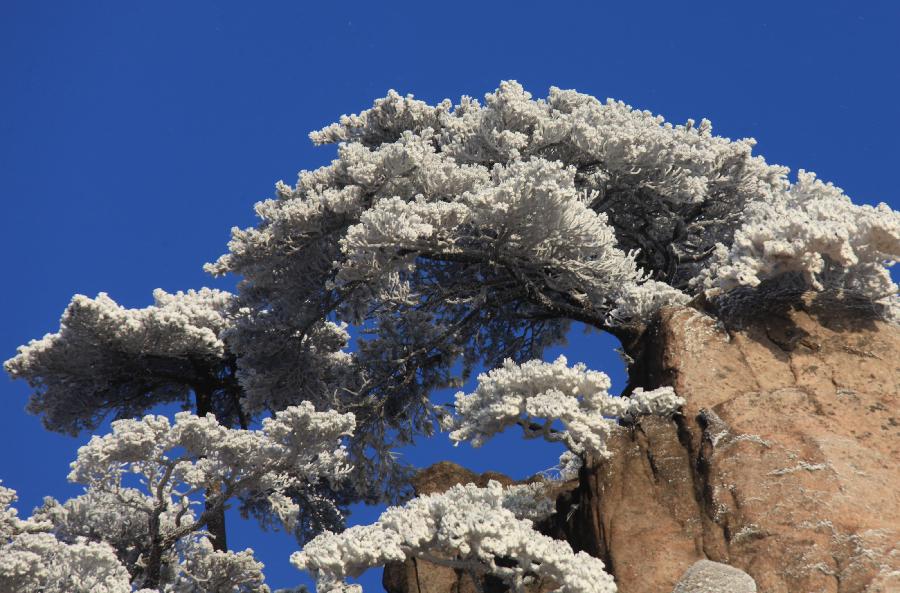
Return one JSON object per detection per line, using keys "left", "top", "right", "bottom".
{"left": 385, "top": 297, "right": 900, "bottom": 593}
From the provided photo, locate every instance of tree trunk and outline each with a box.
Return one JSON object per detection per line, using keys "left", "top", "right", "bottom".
{"left": 195, "top": 386, "right": 228, "bottom": 552}
{"left": 143, "top": 505, "right": 165, "bottom": 589}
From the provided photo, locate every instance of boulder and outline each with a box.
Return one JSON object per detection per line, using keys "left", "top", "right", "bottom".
{"left": 672, "top": 559, "right": 756, "bottom": 593}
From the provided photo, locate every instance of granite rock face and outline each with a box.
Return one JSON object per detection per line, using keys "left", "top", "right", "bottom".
{"left": 551, "top": 298, "right": 899, "bottom": 593}
{"left": 383, "top": 297, "right": 899, "bottom": 593}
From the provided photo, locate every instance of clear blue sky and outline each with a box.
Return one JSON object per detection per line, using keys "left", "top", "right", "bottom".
{"left": 2, "top": 2, "right": 898, "bottom": 591}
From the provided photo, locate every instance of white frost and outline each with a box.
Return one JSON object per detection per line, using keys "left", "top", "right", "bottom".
{"left": 445, "top": 355, "right": 684, "bottom": 457}
{"left": 292, "top": 481, "right": 616, "bottom": 593}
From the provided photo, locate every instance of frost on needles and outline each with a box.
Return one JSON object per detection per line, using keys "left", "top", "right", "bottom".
{"left": 4, "top": 288, "right": 240, "bottom": 435}
{"left": 296, "top": 355, "right": 683, "bottom": 593}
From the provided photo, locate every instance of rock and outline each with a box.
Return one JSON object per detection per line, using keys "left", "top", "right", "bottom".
{"left": 551, "top": 297, "right": 900, "bottom": 593}
{"left": 672, "top": 560, "right": 756, "bottom": 593}
{"left": 410, "top": 461, "right": 517, "bottom": 495}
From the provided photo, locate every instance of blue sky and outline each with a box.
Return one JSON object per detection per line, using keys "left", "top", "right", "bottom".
{"left": 2, "top": 1, "right": 898, "bottom": 590}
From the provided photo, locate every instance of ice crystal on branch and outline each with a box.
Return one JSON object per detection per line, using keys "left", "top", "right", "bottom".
{"left": 695, "top": 170, "right": 900, "bottom": 306}
{"left": 5, "top": 81, "right": 898, "bottom": 593}
{"left": 334, "top": 158, "right": 645, "bottom": 322}
{"left": 67, "top": 403, "right": 354, "bottom": 531}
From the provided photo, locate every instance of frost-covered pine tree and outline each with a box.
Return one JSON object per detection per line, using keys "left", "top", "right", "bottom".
{"left": 1, "top": 404, "right": 353, "bottom": 592}
{"left": 205, "top": 80, "right": 897, "bottom": 500}
{"left": 5, "top": 81, "right": 899, "bottom": 592}
{"left": 3, "top": 289, "right": 354, "bottom": 547}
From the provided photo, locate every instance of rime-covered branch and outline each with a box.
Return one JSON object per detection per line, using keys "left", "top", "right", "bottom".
{"left": 292, "top": 481, "right": 615, "bottom": 593}
{"left": 6, "top": 77, "right": 897, "bottom": 593}
{"left": 0, "top": 484, "right": 133, "bottom": 593}
{"left": 444, "top": 356, "right": 684, "bottom": 457}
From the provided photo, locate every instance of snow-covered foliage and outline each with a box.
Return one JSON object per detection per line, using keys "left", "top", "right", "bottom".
{"left": 0, "top": 484, "right": 133, "bottom": 593}
{"left": 334, "top": 158, "right": 645, "bottom": 319}
{"left": 32, "top": 488, "right": 155, "bottom": 574}
{"left": 0, "top": 483, "right": 34, "bottom": 539}
{"left": 0, "top": 531, "right": 133, "bottom": 593}
{"left": 4, "top": 289, "right": 238, "bottom": 434}
{"left": 695, "top": 171, "right": 900, "bottom": 309}
{"left": 226, "top": 312, "right": 352, "bottom": 420}
{"left": 2, "top": 481, "right": 272, "bottom": 593}
{"left": 292, "top": 480, "right": 615, "bottom": 593}
{"left": 445, "top": 356, "right": 683, "bottom": 456}
{"left": 57, "top": 403, "right": 353, "bottom": 589}
{"left": 69, "top": 402, "right": 353, "bottom": 533}
{"left": 555, "top": 451, "right": 584, "bottom": 481}
{"left": 166, "top": 537, "right": 271, "bottom": 593}
{"left": 305, "top": 82, "right": 899, "bottom": 311}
